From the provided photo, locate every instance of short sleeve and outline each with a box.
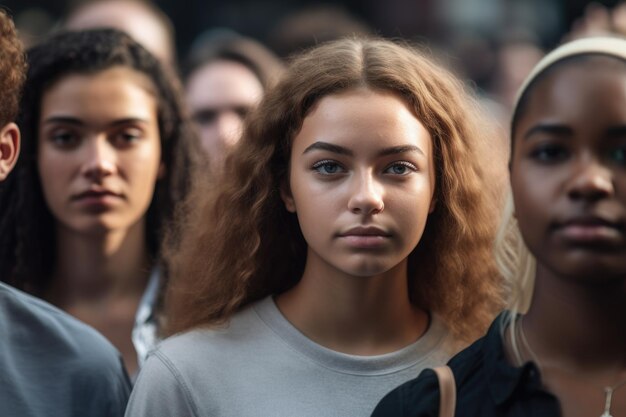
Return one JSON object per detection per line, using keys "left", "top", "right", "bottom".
{"left": 124, "top": 351, "right": 199, "bottom": 417}
{"left": 371, "top": 369, "right": 440, "bottom": 417}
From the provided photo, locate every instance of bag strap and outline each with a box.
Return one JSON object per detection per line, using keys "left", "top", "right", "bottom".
{"left": 433, "top": 366, "right": 456, "bottom": 417}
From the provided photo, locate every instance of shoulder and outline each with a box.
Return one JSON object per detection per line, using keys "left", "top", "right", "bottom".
{"left": 372, "top": 315, "right": 503, "bottom": 417}
{"left": 0, "top": 283, "right": 131, "bottom": 416}
{"left": 372, "top": 367, "right": 440, "bottom": 417}
{"left": 126, "top": 301, "right": 273, "bottom": 416}
{"left": 0, "top": 282, "right": 127, "bottom": 372}
{"left": 134, "top": 302, "right": 267, "bottom": 383}
{"left": 156, "top": 302, "right": 265, "bottom": 363}
{"left": 125, "top": 347, "right": 202, "bottom": 417}
{"left": 126, "top": 307, "right": 261, "bottom": 417}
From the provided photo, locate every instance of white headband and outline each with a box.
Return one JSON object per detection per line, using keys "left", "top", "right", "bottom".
{"left": 513, "top": 36, "right": 626, "bottom": 114}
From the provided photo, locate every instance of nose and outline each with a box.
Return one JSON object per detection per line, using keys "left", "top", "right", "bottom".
{"left": 566, "top": 158, "right": 614, "bottom": 201}
{"left": 347, "top": 171, "right": 385, "bottom": 215}
{"left": 80, "top": 137, "right": 116, "bottom": 181}
{"left": 216, "top": 112, "right": 244, "bottom": 148}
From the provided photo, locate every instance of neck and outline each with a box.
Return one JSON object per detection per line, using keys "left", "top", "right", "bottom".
{"left": 48, "top": 220, "right": 152, "bottom": 307}
{"left": 523, "top": 264, "right": 626, "bottom": 374}
{"left": 275, "top": 252, "right": 428, "bottom": 355}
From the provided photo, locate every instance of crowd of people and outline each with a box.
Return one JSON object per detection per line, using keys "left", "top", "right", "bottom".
{"left": 0, "top": 1, "right": 624, "bottom": 416}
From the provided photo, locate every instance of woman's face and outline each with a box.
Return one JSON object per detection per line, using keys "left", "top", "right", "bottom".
{"left": 511, "top": 58, "right": 626, "bottom": 282}
{"left": 38, "top": 66, "right": 162, "bottom": 235}
{"left": 282, "top": 88, "right": 436, "bottom": 277}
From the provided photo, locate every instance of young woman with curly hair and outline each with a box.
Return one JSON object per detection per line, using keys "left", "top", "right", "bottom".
{"left": 126, "top": 37, "right": 505, "bottom": 417}
{"left": 0, "top": 29, "right": 198, "bottom": 377}
{"left": 373, "top": 36, "right": 626, "bottom": 417}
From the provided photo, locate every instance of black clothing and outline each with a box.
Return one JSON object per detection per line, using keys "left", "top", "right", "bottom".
{"left": 371, "top": 314, "right": 562, "bottom": 416}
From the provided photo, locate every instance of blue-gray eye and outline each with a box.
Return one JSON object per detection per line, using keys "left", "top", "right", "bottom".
{"left": 314, "top": 161, "right": 342, "bottom": 175}
{"left": 384, "top": 162, "right": 416, "bottom": 175}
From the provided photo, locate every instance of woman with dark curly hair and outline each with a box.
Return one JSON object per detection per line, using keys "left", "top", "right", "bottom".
{"left": 126, "top": 37, "right": 505, "bottom": 417}
{"left": 0, "top": 28, "right": 198, "bottom": 376}
{"left": 0, "top": 14, "right": 131, "bottom": 417}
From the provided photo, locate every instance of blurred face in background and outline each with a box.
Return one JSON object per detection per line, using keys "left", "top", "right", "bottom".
{"left": 64, "top": 0, "right": 174, "bottom": 65}
{"left": 185, "top": 60, "right": 263, "bottom": 172}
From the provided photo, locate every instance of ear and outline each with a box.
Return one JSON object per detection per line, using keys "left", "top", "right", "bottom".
{"left": 0, "top": 123, "right": 20, "bottom": 181}
{"left": 280, "top": 180, "right": 296, "bottom": 213}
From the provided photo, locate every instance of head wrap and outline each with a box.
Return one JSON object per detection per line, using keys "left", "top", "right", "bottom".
{"left": 513, "top": 36, "right": 626, "bottom": 115}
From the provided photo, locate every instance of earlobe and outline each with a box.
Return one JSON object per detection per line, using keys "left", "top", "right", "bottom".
{"left": 280, "top": 182, "right": 296, "bottom": 213}
{"left": 0, "top": 123, "right": 20, "bottom": 181}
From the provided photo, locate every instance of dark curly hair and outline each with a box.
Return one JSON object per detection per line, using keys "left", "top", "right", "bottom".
{"left": 0, "top": 9, "right": 26, "bottom": 126}
{"left": 0, "top": 29, "right": 198, "bottom": 296}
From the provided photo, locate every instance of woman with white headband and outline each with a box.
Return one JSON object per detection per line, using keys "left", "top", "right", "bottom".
{"left": 373, "top": 36, "right": 626, "bottom": 417}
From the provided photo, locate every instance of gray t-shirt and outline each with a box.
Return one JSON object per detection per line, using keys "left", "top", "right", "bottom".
{"left": 126, "top": 297, "right": 459, "bottom": 417}
{"left": 0, "top": 282, "right": 131, "bottom": 417}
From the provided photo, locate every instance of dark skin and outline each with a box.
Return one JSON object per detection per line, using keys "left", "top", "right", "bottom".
{"left": 510, "top": 57, "right": 626, "bottom": 417}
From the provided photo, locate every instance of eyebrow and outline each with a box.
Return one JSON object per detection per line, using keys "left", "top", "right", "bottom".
{"left": 302, "top": 141, "right": 425, "bottom": 157}
{"left": 378, "top": 145, "right": 425, "bottom": 157}
{"left": 605, "top": 125, "right": 626, "bottom": 139}
{"left": 42, "top": 116, "right": 149, "bottom": 127}
{"left": 523, "top": 124, "right": 572, "bottom": 140}
{"left": 522, "top": 123, "right": 626, "bottom": 141}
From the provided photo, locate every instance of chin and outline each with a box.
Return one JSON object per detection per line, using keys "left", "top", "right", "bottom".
{"left": 557, "top": 262, "right": 626, "bottom": 286}
{"left": 341, "top": 261, "right": 396, "bottom": 278}
{"left": 66, "top": 217, "right": 131, "bottom": 236}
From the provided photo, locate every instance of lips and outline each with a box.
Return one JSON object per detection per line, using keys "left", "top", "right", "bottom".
{"left": 338, "top": 226, "right": 392, "bottom": 249}
{"left": 71, "top": 188, "right": 123, "bottom": 201}
{"left": 554, "top": 215, "right": 625, "bottom": 244}
{"left": 339, "top": 226, "right": 391, "bottom": 237}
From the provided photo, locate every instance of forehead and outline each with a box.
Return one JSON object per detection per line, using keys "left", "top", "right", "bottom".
{"left": 292, "top": 88, "right": 431, "bottom": 154}
{"left": 185, "top": 60, "right": 263, "bottom": 106}
{"left": 514, "top": 56, "right": 626, "bottom": 137}
{"left": 40, "top": 67, "right": 157, "bottom": 119}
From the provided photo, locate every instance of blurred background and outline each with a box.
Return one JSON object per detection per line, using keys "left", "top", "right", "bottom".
{"left": 3, "top": 0, "right": 625, "bottom": 129}
{"left": 3, "top": 0, "right": 620, "bottom": 59}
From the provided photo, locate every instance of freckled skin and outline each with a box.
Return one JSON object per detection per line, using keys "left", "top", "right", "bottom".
{"left": 283, "top": 87, "right": 436, "bottom": 278}
{"left": 37, "top": 67, "right": 162, "bottom": 235}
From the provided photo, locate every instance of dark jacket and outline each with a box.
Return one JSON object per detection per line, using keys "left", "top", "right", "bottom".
{"left": 371, "top": 314, "right": 561, "bottom": 417}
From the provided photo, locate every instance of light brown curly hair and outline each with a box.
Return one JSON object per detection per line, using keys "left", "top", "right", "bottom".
{"left": 0, "top": 9, "right": 26, "bottom": 126}
{"left": 165, "top": 37, "right": 505, "bottom": 343}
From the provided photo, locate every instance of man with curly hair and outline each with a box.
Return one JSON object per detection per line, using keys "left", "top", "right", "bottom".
{"left": 0, "top": 9, "right": 131, "bottom": 416}
{"left": 0, "top": 9, "right": 24, "bottom": 180}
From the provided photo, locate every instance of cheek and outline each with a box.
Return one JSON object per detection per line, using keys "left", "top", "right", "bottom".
{"left": 511, "top": 172, "right": 550, "bottom": 251}
{"left": 38, "top": 148, "right": 68, "bottom": 197}
{"left": 398, "top": 187, "right": 434, "bottom": 240}
{"left": 131, "top": 141, "right": 162, "bottom": 177}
